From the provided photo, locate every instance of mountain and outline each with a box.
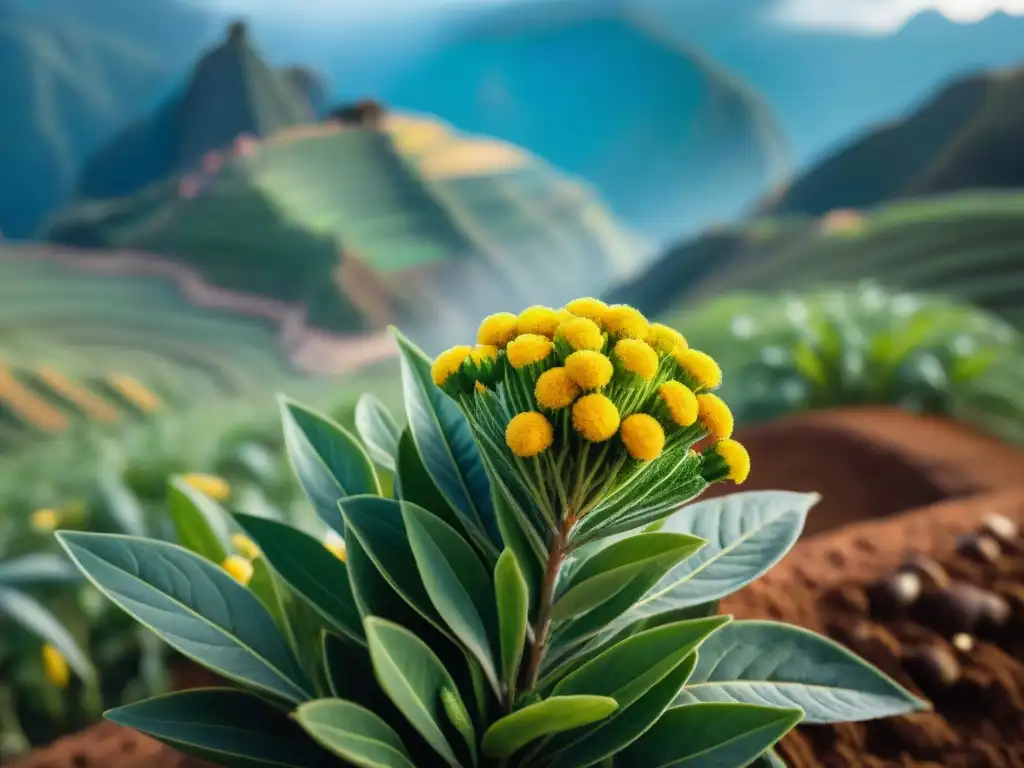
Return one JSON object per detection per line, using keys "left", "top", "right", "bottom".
{"left": 381, "top": 0, "right": 790, "bottom": 239}
{"left": 0, "top": 7, "right": 175, "bottom": 237}
{"left": 46, "top": 111, "right": 647, "bottom": 347}
{"left": 76, "top": 22, "right": 317, "bottom": 202}
{"left": 760, "top": 66, "right": 1024, "bottom": 216}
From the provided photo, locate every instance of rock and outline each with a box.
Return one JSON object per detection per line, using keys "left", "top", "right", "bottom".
{"left": 898, "top": 554, "right": 951, "bottom": 590}
{"left": 868, "top": 571, "right": 922, "bottom": 617}
{"left": 955, "top": 533, "right": 1002, "bottom": 565}
{"left": 902, "top": 644, "right": 960, "bottom": 691}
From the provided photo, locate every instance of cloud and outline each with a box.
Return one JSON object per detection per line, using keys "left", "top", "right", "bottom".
{"left": 770, "top": 0, "right": 1024, "bottom": 32}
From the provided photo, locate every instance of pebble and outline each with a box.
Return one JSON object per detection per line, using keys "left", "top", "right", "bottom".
{"left": 916, "top": 583, "right": 1009, "bottom": 636}
{"left": 903, "top": 644, "right": 961, "bottom": 691}
{"left": 898, "top": 554, "right": 951, "bottom": 590}
{"left": 868, "top": 571, "right": 922, "bottom": 617}
{"left": 952, "top": 633, "right": 975, "bottom": 653}
{"left": 980, "top": 513, "right": 1019, "bottom": 546}
{"left": 955, "top": 533, "right": 1002, "bottom": 565}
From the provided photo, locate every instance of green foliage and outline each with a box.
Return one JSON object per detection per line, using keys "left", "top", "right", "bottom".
{"left": 58, "top": 331, "right": 925, "bottom": 767}
{"left": 666, "top": 282, "right": 1024, "bottom": 443}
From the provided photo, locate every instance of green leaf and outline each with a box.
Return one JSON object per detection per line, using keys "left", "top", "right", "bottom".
{"left": 56, "top": 532, "right": 312, "bottom": 703}
{"left": 105, "top": 688, "right": 331, "bottom": 767}
{"left": 481, "top": 695, "right": 618, "bottom": 759}
{"left": 539, "top": 650, "right": 697, "bottom": 768}
{"left": 295, "top": 698, "right": 415, "bottom": 768}
{"left": 551, "top": 534, "right": 705, "bottom": 645}
{"left": 355, "top": 394, "right": 402, "bottom": 472}
{"left": 97, "top": 467, "right": 147, "bottom": 537}
{"left": 392, "top": 328, "right": 499, "bottom": 552}
{"left": 626, "top": 492, "right": 818, "bottom": 621}
{"left": 247, "top": 557, "right": 290, "bottom": 636}
{"left": 396, "top": 429, "right": 464, "bottom": 534}
{"left": 0, "top": 554, "right": 81, "bottom": 585}
{"left": 401, "top": 501, "right": 498, "bottom": 691}
{"left": 619, "top": 703, "right": 802, "bottom": 768}
{"left": 0, "top": 586, "right": 94, "bottom": 681}
{"left": 167, "top": 478, "right": 231, "bottom": 563}
{"left": 279, "top": 396, "right": 381, "bottom": 532}
{"left": 364, "top": 617, "right": 467, "bottom": 765}
{"left": 675, "top": 620, "right": 928, "bottom": 723}
{"left": 236, "top": 514, "right": 364, "bottom": 645}
{"left": 494, "top": 549, "right": 528, "bottom": 698}
{"left": 753, "top": 747, "right": 788, "bottom": 767}
{"left": 552, "top": 616, "right": 729, "bottom": 710}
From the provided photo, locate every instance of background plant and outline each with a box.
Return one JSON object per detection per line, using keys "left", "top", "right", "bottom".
{"left": 55, "top": 303, "right": 925, "bottom": 767}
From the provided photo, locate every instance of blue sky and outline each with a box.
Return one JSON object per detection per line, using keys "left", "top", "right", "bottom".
{"left": 193, "top": 0, "right": 1024, "bottom": 32}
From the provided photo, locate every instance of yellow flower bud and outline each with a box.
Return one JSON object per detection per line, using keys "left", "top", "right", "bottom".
{"left": 601, "top": 304, "right": 648, "bottom": 339}
{"left": 697, "top": 393, "right": 734, "bottom": 441}
{"left": 620, "top": 413, "right": 665, "bottom": 461}
{"left": 535, "top": 367, "right": 580, "bottom": 410}
{"left": 431, "top": 346, "right": 473, "bottom": 386}
{"left": 572, "top": 394, "right": 620, "bottom": 442}
{"left": 506, "top": 334, "right": 553, "bottom": 368}
{"left": 517, "top": 306, "right": 562, "bottom": 338}
{"left": 658, "top": 381, "right": 698, "bottom": 428}
{"left": 183, "top": 473, "right": 231, "bottom": 502}
{"left": 564, "top": 350, "right": 613, "bottom": 391}
{"left": 231, "top": 533, "right": 261, "bottom": 560}
{"left": 477, "top": 313, "right": 518, "bottom": 348}
{"left": 648, "top": 323, "right": 688, "bottom": 354}
{"left": 475, "top": 381, "right": 489, "bottom": 394}
{"left": 324, "top": 530, "right": 347, "bottom": 562}
{"left": 675, "top": 348, "right": 723, "bottom": 391}
{"left": 714, "top": 439, "right": 750, "bottom": 484}
{"left": 467, "top": 345, "right": 498, "bottom": 366}
{"left": 505, "top": 412, "right": 555, "bottom": 458}
{"left": 222, "top": 555, "right": 254, "bottom": 586}
{"left": 564, "top": 297, "right": 608, "bottom": 324}
{"left": 41, "top": 644, "right": 69, "bottom": 688}
{"left": 31, "top": 508, "right": 60, "bottom": 533}
{"left": 613, "top": 338, "right": 659, "bottom": 381}
{"left": 558, "top": 316, "right": 604, "bottom": 351}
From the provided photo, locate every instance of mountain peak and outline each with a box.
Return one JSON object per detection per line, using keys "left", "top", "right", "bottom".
{"left": 227, "top": 19, "right": 248, "bottom": 43}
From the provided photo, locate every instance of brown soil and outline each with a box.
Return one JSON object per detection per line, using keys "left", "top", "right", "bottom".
{"left": 700, "top": 407, "right": 1024, "bottom": 536}
{"left": 723, "top": 488, "right": 1024, "bottom": 767}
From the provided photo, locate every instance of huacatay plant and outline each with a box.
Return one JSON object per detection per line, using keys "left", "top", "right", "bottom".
{"left": 55, "top": 299, "right": 926, "bottom": 767}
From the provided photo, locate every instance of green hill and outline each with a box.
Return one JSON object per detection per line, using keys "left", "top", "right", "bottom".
{"left": 46, "top": 112, "right": 647, "bottom": 338}
{"left": 384, "top": 0, "right": 790, "bottom": 237}
{"left": 76, "top": 21, "right": 316, "bottom": 202}
{"left": 0, "top": 8, "right": 172, "bottom": 237}
{"left": 760, "top": 66, "right": 1024, "bottom": 217}
{"left": 609, "top": 191, "right": 1024, "bottom": 331}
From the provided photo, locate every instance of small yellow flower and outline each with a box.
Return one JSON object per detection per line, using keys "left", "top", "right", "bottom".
{"left": 564, "top": 350, "right": 614, "bottom": 390}
{"left": 324, "top": 530, "right": 347, "bottom": 562}
{"left": 697, "top": 393, "right": 734, "bottom": 440}
{"left": 31, "top": 508, "right": 60, "bottom": 533}
{"left": 565, "top": 297, "right": 608, "bottom": 324}
{"left": 505, "top": 412, "right": 555, "bottom": 457}
{"left": 506, "top": 334, "right": 553, "bottom": 368}
{"left": 648, "top": 323, "right": 688, "bottom": 354}
{"left": 658, "top": 381, "right": 698, "bottom": 427}
{"left": 183, "top": 473, "right": 231, "bottom": 502}
{"left": 572, "top": 394, "right": 620, "bottom": 442}
{"left": 620, "top": 413, "right": 666, "bottom": 461}
{"left": 477, "top": 313, "right": 518, "bottom": 348}
{"left": 602, "top": 305, "right": 648, "bottom": 339}
{"left": 613, "top": 338, "right": 659, "bottom": 380}
{"left": 41, "top": 644, "right": 69, "bottom": 688}
{"left": 558, "top": 316, "right": 604, "bottom": 351}
{"left": 467, "top": 344, "right": 498, "bottom": 366}
{"left": 675, "top": 348, "right": 723, "bottom": 390}
{"left": 222, "top": 555, "right": 254, "bottom": 585}
{"left": 714, "top": 439, "right": 751, "bottom": 484}
{"left": 475, "top": 381, "right": 489, "bottom": 394}
{"left": 535, "top": 367, "right": 580, "bottom": 409}
{"left": 431, "top": 346, "right": 473, "bottom": 386}
{"left": 231, "top": 533, "right": 261, "bottom": 560}
{"left": 517, "top": 306, "right": 562, "bottom": 338}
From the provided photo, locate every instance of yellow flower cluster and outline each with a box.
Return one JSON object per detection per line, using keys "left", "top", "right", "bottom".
{"left": 432, "top": 300, "right": 750, "bottom": 486}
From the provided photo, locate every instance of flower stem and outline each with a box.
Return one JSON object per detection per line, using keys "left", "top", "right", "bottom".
{"left": 524, "top": 513, "right": 574, "bottom": 692}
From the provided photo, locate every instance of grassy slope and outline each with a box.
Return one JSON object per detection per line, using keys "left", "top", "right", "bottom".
{"left": 47, "top": 115, "right": 647, "bottom": 338}
{"left": 611, "top": 191, "right": 1024, "bottom": 331}
{"left": 761, "top": 66, "right": 1024, "bottom": 217}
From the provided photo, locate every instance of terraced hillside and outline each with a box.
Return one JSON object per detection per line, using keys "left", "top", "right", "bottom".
{"left": 609, "top": 191, "right": 1024, "bottom": 330}
{"left": 0, "top": 244, "right": 394, "bottom": 453}
{"left": 46, "top": 112, "right": 647, "bottom": 340}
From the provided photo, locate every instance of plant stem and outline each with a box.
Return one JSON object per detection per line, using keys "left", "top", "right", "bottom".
{"left": 524, "top": 514, "right": 574, "bottom": 692}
